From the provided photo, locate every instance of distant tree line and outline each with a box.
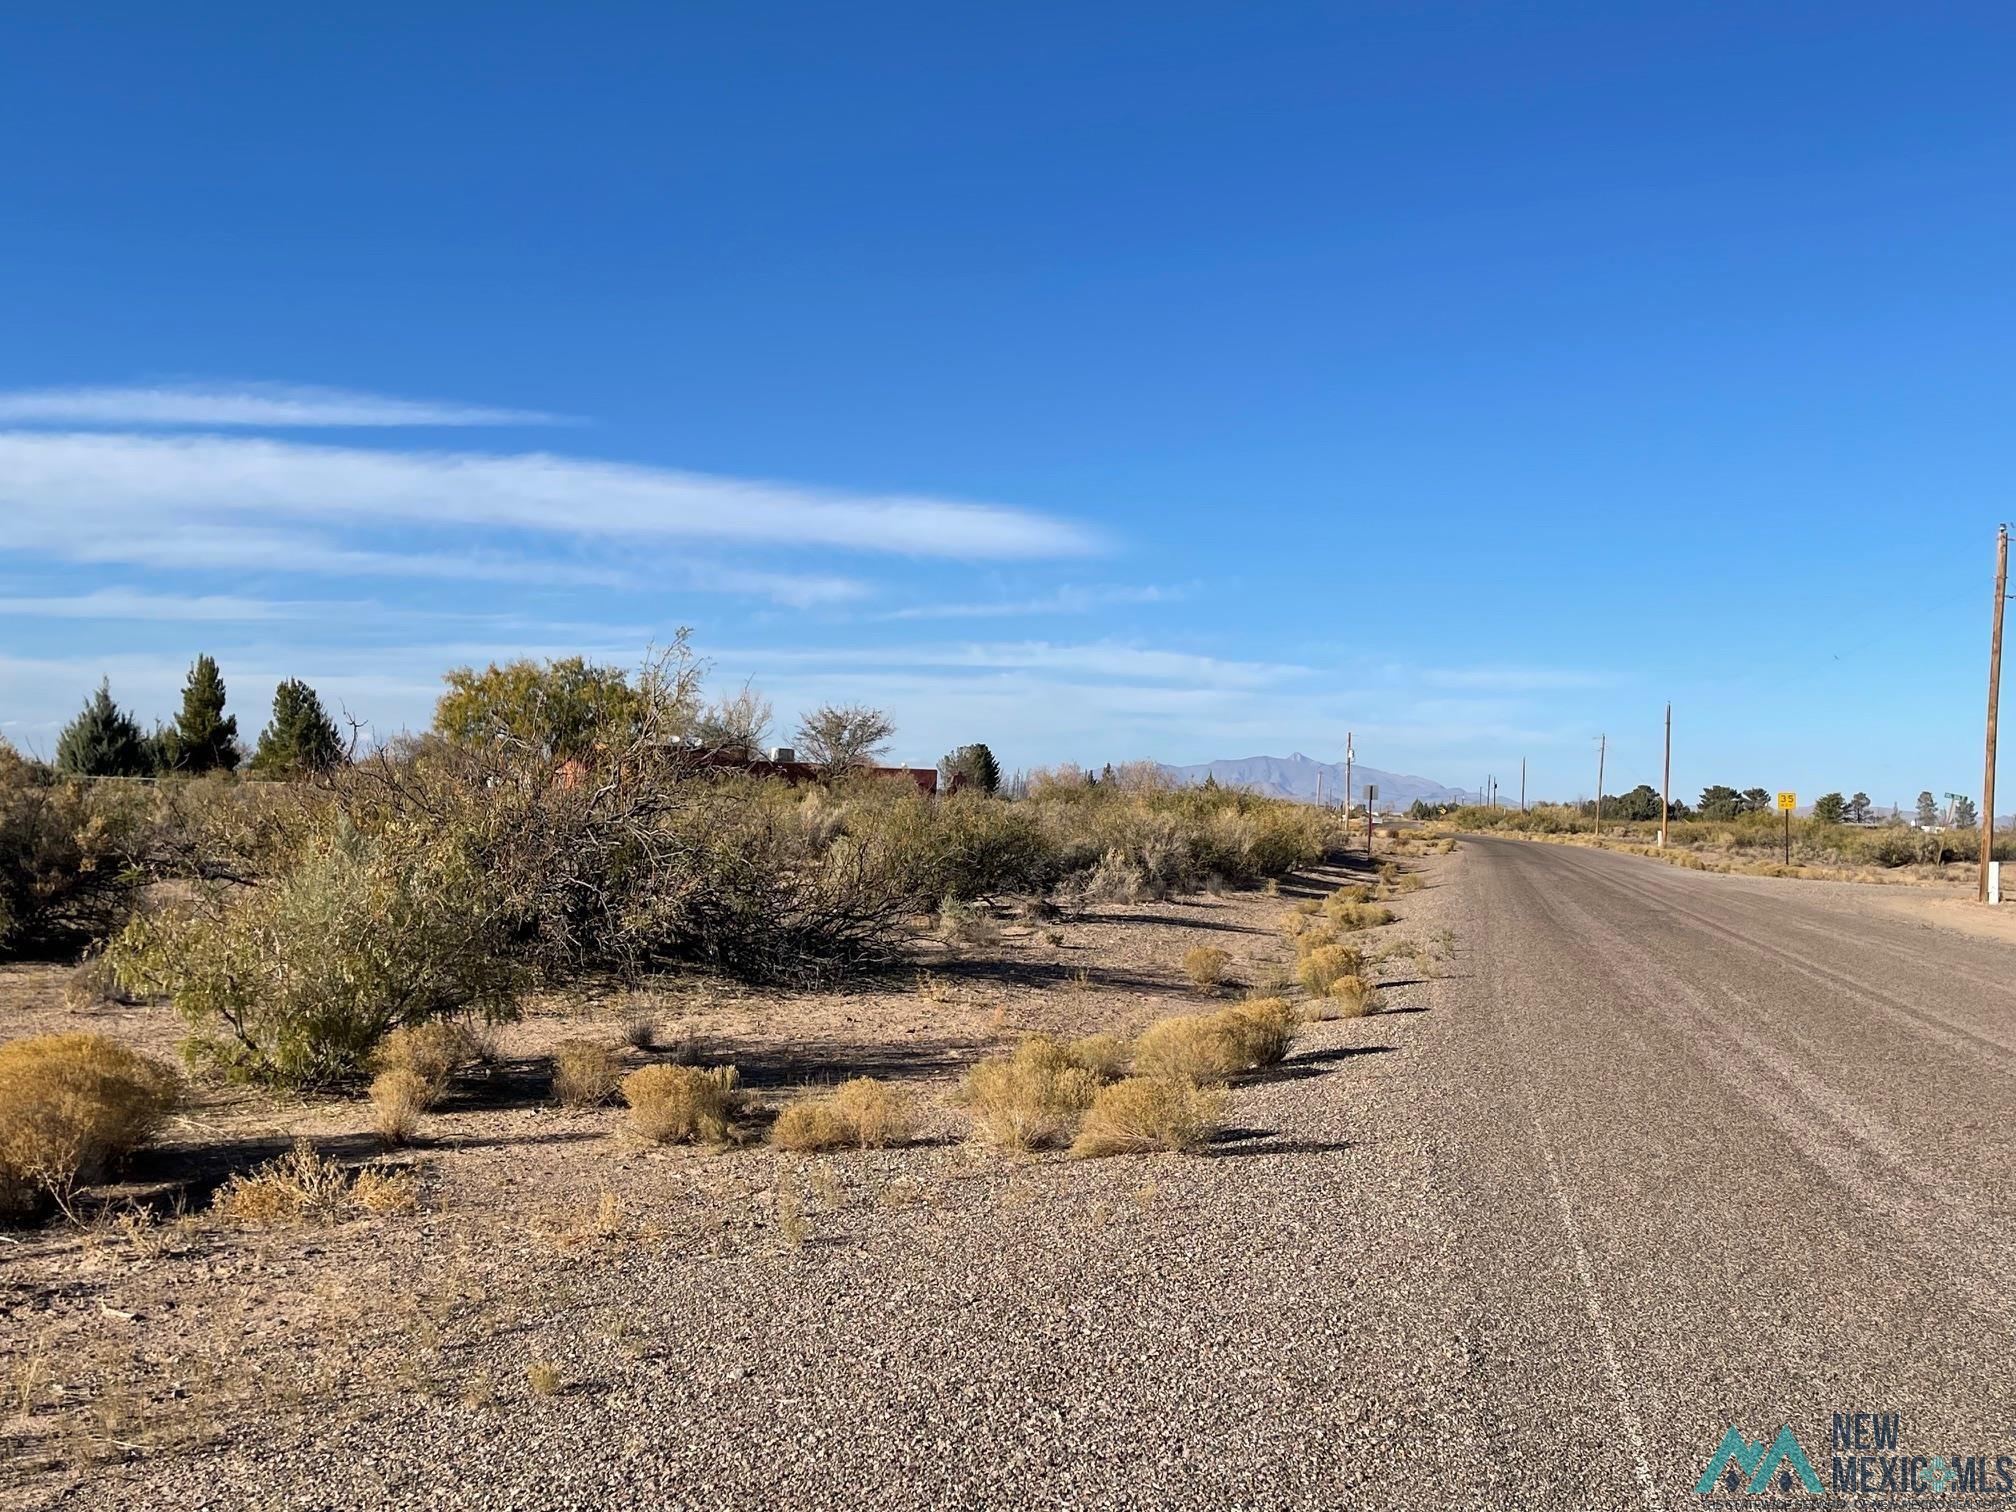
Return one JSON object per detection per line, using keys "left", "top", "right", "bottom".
{"left": 50, "top": 657, "right": 346, "bottom": 780}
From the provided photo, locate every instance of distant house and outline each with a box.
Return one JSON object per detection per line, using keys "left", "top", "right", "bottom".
{"left": 556, "top": 743, "right": 945, "bottom": 795}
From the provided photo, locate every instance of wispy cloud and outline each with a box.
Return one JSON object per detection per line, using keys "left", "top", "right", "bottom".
{"left": 0, "top": 588, "right": 318, "bottom": 621}
{"left": 878, "top": 584, "right": 1180, "bottom": 620}
{"left": 715, "top": 639, "right": 1309, "bottom": 688}
{"left": 0, "top": 381, "right": 565, "bottom": 428}
{"left": 0, "top": 431, "right": 1104, "bottom": 568}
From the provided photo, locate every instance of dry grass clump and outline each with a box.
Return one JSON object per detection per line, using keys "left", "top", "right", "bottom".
{"left": 526, "top": 1361, "right": 563, "bottom": 1397}
{"left": 1182, "top": 945, "right": 1231, "bottom": 991}
{"left": 552, "top": 1039, "right": 622, "bottom": 1108}
{"left": 1294, "top": 925, "right": 1343, "bottom": 958}
{"left": 368, "top": 1069, "right": 433, "bottom": 1147}
{"left": 1389, "top": 872, "right": 1426, "bottom": 894}
{"left": 1325, "top": 899, "right": 1395, "bottom": 932}
{"left": 1065, "top": 1032, "right": 1130, "bottom": 1081}
{"left": 1298, "top": 943, "right": 1361, "bottom": 997}
{"left": 955, "top": 1035, "right": 1111, "bottom": 1150}
{"left": 620, "top": 1064, "right": 745, "bottom": 1145}
{"left": 0, "top": 1033, "right": 178, "bottom": 1220}
{"left": 1304, "top": 974, "right": 1376, "bottom": 1020}
{"left": 771, "top": 1076, "right": 915, "bottom": 1152}
{"left": 1224, "top": 997, "right": 1297, "bottom": 1066}
{"left": 1132, "top": 1013, "right": 1244, "bottom": 1085}
{"left": 1068, "top": 1077, "right": 1225, "bottom": 1158}
{"left": 210, "top": 1138, "right": 418, "bottom": 1224}
{"left": 618, "top": 1009, "right": 660, "bottom": 1051}
{"left": 369, "top": 1020, "right": 487, "bottom": 1144}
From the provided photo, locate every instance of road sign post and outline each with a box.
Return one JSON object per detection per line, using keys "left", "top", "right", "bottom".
{"left": 1777, "top": 791, "right": 1797, "bottom": 865}
{"left": 1366, "top": 784, "right": 1378, "bottom": 854}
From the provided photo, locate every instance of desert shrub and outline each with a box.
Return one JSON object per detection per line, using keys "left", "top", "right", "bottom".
{"left": 621, "top": 1064, "right": 744, "bottom": 1144}
{"left": 1298, "top": 944, "right": 1360, "bottom": 997}
{"left": 1325, "top": 899, "right": 1394, "bottom": 932}
{"left": 369, "top": 1069, "right": 431, "bottom": 1146}
{"left": 955, "top": 1036, "right": 1107, "bottom": 1150}
{"left": 0, "top": 748, "right": 152, "bottom": 958}
{"left": 109, "top": 820, "right": 524, "bottom": 1087}
{"left": 552, "top": 1040, "right": 622, "bottom": 1107}
{"left": 1068, "top": 1077, "right": 1225, "bottom": 1158}
{"left": 0, "top": 1034, "right": 179, "bottom": 1220}
{"left": 770, "top": 1076, "right": 914, "bottom": 1152}
{"left": 1182, "top": 945, "right": 1231, "bottom": 991}
{"left": 1132, "top": 1012, "right": 1246, "bottom": 1085}
{"left": 1294, "top": 925, "right": 1341, "bottom": 958}
{"left": 211, "top": 1138, "right": 417, "bottom": 1223}
{"left": 1389, "top": 872, "right": 1425, "bottom": 894}
{"left": 1065, "top": 1033, "right": 1131, "bottom": 1081}
{"left": 376, "top": 1020, "right": 486, "bottom": 1094}
{"left": 1223, "top": 997, "right": 1297, "bottom": 1067}
{"left": 1330, "top": 975, "right": 1376, "bottom": 1018}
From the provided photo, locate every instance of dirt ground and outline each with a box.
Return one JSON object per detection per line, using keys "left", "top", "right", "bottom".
{"left": 0, "top": 842, "right": 1457, "bottom": 1508}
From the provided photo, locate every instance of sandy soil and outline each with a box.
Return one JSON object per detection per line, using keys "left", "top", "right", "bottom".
{"left": 0, "top": 843, "right": 1457, "bottom": 1508}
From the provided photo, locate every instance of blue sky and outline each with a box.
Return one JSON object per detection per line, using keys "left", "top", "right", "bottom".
{"left": 3, "top": 3, "right": 2014, "bottom": 804}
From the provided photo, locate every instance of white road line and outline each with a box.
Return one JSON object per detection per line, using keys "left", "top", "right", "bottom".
{"left": 1528, "top": 1106, "right": 1664, "bottom": 1511}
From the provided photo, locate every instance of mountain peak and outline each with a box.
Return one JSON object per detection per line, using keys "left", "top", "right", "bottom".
{"left": 1158, "top": 754, "right": 1462, "bottom": 808}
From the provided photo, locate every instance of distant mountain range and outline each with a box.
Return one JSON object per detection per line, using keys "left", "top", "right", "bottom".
{"left": 1158, "top": 753, "right": 1467, "bottom": 809}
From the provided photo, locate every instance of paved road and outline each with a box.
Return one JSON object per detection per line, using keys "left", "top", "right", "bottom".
{"left": 1432, "top": 837, "right": 2016, "bottom": 1507}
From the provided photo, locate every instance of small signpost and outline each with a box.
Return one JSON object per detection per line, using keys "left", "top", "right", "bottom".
{"left": 1366, "top": 784, "right": 1378, "bottom": 854}
{"left": 1777, "top": 791, "right": 1797, "bottom": 865}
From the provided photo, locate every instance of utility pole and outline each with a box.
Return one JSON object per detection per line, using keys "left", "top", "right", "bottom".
{"left": 1520, "top": 756, "right": 1527, "bottom": 813}
{"left": 1594, "top": 734, "right": 1607, "bottom": 838}
{"left": 1315, "top": 768, "right": 1323, "bottom": 809}
{"left": 1660, "top": 702, "right": 1672, "bottom": 849}
{"left": 1981, "top": 524, "right": 2008, "bottom": 903}
{"left": 1345, "top": 732, "right": 1354, "bottom": 847}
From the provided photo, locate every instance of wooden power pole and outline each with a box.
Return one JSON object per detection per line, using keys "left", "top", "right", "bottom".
{"left": 1660, "top": 702, "right": 1672, "bottom": 849}
{"left": 1344, "top": 732, "right": 1354, "bottom": 847}
{"left": 1981, "top": 524, "right": 2008, "bottom": 903}
{"left": 1520, "top": 756, "right": 1527, "bottom": 813}
{"left": 1594, "top": 734, "right": 1607, "bottom": 838}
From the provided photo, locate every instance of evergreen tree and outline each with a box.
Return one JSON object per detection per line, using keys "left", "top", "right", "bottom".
{"left": 937, "top": 742, "right": 1001, "bottom": 794}
{"left": 1953, "top": 795, "right": 1980, "bottom": 829}
{"left": 250, "top": 679, "right": 345, "bottom": 777}
{"left": 1811, "top": 792, "right": 1847, "bottom": 824}
{"left": 1916, "top": 791, "right": 1939, "bottom": 827}
{"left": 54, "top": 680, "right": 154, "bottom": 777}
{"left": 1848, "top": 792, "right": 1871, "bottom": 823}
{"left": 162, "top": 654, "right": 239, "bottom": 773}
{"left": 1739, "top": 788, "right": 1772, "bottom": 814}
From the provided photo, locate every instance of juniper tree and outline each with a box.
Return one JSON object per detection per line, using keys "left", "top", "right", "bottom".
{"left": 54, "top": 681, "right": 154, "bottom": 777}
{"left": 250, "top": 679, "right": 345, "bottom": 777}
{"left": 937, "top": 742, "right": 1001, "bottom": 794}
{"left": 162, "top": 654, "right": 239, "bottom": 773}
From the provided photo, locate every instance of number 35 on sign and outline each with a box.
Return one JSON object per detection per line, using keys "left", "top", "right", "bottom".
{"left": 1776, "top": 791, "right": 1797, "bottom": 812}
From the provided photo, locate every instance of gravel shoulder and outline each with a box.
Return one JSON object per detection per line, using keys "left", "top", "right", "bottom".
{"left": 2, "top": 848, "right": 1469, "bottom": 1510}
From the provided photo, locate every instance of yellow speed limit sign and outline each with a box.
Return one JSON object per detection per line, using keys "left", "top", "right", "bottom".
{"left": 1776, "top": 791, "right": 1797, "bottom": 811}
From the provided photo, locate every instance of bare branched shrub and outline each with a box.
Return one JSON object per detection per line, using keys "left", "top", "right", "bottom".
{"left": 552, "top": 1041, "right": 621, "bottom": 1108}
{"left": 1182, "top": 946, "right": 1230, "bottom": 992}
{"left": 955, "top": 1036, "right": 1110, "bottom": 1150}
{"left": 210, "top": 1139, "right": 417, "bottom": 1224}
{"left": 771, "top": 1077, "right": 914, "bottom": 1152}
{"left": 621, "top": 1064, "right": 744, "bottom": 1145}
{"left": 0, "top": 1034, "right": 179, "bottom": 1221}
{"left": 1069, "top": 1077, "right": 1225, "bottom": 1158}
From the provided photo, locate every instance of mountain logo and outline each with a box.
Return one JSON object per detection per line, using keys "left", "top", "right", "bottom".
{"left": 1695, "top": 1424, "right": 1824, "bottom": 1496}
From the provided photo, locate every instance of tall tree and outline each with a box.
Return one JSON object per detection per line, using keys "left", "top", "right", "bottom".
{"left": 1699, "top": 785, "right": 1743, "bottom": 820}
{"left": 250, "top": 679, "right": 345, "bottom": 777}
{"left": 161, "top": 654, "right": 239, "bottom": 773}
{"left": 938, "top": 742, "right": 1001, "bottom": 794}
{"left": 1811, "top": 792, "right": 1847, "bottom": 824}
{"left": 692, "top": 684, "right": 773, "bottom": 754}
{"left": 1953, "top": 795, "right": 1980, "bottom": 829}
{"left": 1740, "top": 788, "right": 1772, "bottom": 815}
{"left": 435, "top": 651, "right": 700, "bottom": 761}
{"left": 794, "top": 704, "right": 896, "bottom": 770}
{"left": 1916, "top": 791, "right": 1939, "bottom": 827}
{"left": 1848, "top": 792, "right": 1871, "bottom": 823}
{"left": 54, "top": 681, "right": 154, "bottom": 777}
